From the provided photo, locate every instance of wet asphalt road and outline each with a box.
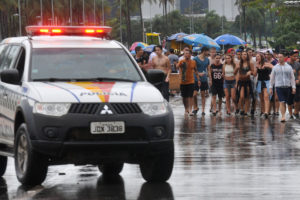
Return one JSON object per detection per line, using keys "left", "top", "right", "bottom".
{"left": 1, "top": 96, "right": 300, "bottom": 200}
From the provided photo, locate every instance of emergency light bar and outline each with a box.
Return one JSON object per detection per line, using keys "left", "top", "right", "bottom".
{"left": 25, "top": 26, "right": 112, "bottom": 38}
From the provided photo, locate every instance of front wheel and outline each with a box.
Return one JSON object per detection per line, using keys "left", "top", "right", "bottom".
{"left": 14, "top": 123, "right": 48, "bottom": 186}
{"left": 140, "top": 144, "right": 174, "bottom": 182}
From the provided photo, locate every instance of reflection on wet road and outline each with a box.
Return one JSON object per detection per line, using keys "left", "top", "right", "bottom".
{"left": 1, "top": 96, "right": 300, "bottom": 199}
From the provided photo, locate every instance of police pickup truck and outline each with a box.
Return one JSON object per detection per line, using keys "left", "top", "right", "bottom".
{"left": 0, "top": 26, "right": 174, "bottom": 186}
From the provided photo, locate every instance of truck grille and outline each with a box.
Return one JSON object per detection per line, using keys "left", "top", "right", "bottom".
{"left": 68, "top": 103, "right": 142, "bottom": 115}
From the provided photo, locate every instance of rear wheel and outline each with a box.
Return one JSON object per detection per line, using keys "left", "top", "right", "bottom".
{"left": 98, "top": 162, "right": 124, "bottom": 176}
{"left": 0, "top": 156, "right": 7, "bottom": 177}
{"left": 140, "top": 144, "right": 174, "bottom": 182}
{"left": 15, "top": 123, "right": 48, "bottom": 186}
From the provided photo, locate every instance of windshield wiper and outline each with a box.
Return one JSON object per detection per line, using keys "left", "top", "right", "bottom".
{"left": 76, "top": 77, "right": 137, "bottom": 82}
{"left": 32, "top": 78, "right": 74, "bottom": 82}
{"left": 32, "top": 77, "right": 138, "bottom": 82}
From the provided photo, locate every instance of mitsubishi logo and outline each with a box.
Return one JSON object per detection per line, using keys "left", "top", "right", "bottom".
{"left": 100, "top": 105, "right": 113, "bottom": 115}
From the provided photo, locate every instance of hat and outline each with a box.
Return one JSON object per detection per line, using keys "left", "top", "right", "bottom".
{"left": 290, "top": 49, "right": 299, "bottom": 55}
{"left": 227, "top": 48, "right": 235, "bottom": 54}
{"left": 266, "top": 49, "right": 273, "bottom": 54}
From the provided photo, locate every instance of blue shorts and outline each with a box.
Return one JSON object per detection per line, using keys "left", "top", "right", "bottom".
{"left": 256, "top": 80, "right": 270, "bottom": 94}
{"left": 224, "top": 80, "right": 236, "bottom": 90}
{"left": 276, "top": 87, "right": 294, "bottom": 105}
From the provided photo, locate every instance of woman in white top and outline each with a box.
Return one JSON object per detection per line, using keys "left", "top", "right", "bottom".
{"left": 222, "top": 54, "right": 238, "bottom": 115}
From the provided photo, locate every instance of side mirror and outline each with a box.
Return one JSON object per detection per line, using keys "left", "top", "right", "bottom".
{"left": 147, "top": 69, "right": 165, "bottom": 86}
{"left": 0, "top": 69, "right": 20, "bottom": 85}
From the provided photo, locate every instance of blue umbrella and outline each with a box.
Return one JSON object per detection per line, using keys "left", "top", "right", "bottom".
{"left": 143, "top": 44, "right": 156, "bottom": 53}
{"left": 214, "top": 34, "right": 246, "bottom": 46}
{"left": 167, "top": 32, "right": 188, "bottom": 42}
{"left": 192, "top": 47, "right": 202, "bottom": 52}
{"left": 183, "top": 34, "right": 220, "bottom": 50}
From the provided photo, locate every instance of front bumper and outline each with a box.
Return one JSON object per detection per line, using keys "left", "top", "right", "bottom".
{"left": 27, "top": 110, "right": 174, "bottom": 165}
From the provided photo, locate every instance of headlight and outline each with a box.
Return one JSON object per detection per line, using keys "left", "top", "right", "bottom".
{"left": 33, "top": 103, "right": 71, "bottom": 116}
{"left": 138, "top": 102, "right": 168, "bottom": 116}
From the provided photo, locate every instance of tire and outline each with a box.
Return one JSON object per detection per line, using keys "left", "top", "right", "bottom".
{"left": 140, "top": 144, "right": 174, "bottom": 182}
{"left": 98, "top": 162, "right": 124, "bottom": 176}
{"left": 0, "top": 156, "right": 7, "bottom": 177}
{"left": 14, "top": 123, "right": 48, "bottom": 186}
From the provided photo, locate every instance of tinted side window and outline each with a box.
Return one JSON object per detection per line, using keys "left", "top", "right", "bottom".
{"left": 0, "top": 44, "right": 9, "bottom": 70}
{"left": 0, "top": 45, "right": 21, "bottom": 70}
{"left": 14, "top": 47, "right": 26, "bottom": 82}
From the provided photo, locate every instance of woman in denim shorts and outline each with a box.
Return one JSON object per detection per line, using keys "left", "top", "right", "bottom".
{"left": 223, "top": 54, "right": 238, "bottom": 115}
{"left": 255, "top": 53, "right": 273, "bottom": 118}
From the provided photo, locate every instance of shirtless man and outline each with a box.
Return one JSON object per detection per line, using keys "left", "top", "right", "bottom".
{"left": 152, "top": 45, "right": 171, "bottom": 101}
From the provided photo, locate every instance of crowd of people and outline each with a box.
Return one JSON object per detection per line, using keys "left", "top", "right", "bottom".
{"left": 133, "top": 45, "right": 300, "bottom": 122}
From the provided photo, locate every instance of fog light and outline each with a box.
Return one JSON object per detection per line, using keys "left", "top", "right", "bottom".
{"left": 155, "top": 127, "right": 164, "bottom": 137}
{"left": 44, "top": 127, "right": 58, "bottom": 138}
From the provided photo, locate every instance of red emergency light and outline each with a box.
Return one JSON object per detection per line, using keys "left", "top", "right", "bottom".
{"left": 26, "top": 26, "right": 112, "bottom": 38}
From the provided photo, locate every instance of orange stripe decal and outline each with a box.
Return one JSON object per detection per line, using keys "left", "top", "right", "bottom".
{"left": 68, "top": 82, "right": 115, "bottom": 102}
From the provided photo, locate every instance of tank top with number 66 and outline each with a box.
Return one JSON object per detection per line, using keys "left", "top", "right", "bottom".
{"left": 211, "top": 64, "right": 224, "bottom": 85}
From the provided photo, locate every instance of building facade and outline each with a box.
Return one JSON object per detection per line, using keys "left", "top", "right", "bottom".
{"left": 141, "top": 0, "right": 239, "bottom": 22}
{"left": 208, "top": 0, "right": 239, "bottom": 22}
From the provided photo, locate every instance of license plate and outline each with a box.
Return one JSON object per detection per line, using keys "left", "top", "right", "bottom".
{"left": 90, "top": 121, "right": 125, "bottom": 134}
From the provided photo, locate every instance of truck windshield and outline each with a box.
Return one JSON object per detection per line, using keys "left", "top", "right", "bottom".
{"left": 30, "top": 48, "right": 142, "bottom": 82}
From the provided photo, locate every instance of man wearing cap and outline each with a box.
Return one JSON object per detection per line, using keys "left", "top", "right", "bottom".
{"left": 266, "top": 49, "right": 279, "bottom": 115}
{"left": 227, "top": 48, "right": 235, "bottom": 57}
{"left": 288, "top": 50, "right": 300, "bottom": 118}
{"left": 270, "top": 52, "right": 296, "bottom": 122}
{"left": 266, "top": 49, "right": 278, "bottom": 66}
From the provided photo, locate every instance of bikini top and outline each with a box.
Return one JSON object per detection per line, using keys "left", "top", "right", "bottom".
{"left": 240, "top": 65, "right": 250, "bottom": 75}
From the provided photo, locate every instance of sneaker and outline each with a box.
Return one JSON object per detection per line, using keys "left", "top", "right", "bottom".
{"left": 192, "top": 109, "right": 199, "bottom": 115}
{"left": 250, "top": 109, "right": 255, "bottom": 116}
{"left": 235, "top": 109, "right": 240, "bottom": 115}
{"left": 275, "top": 112, "right": 279, "bottom": 116}
{"left": 202, "top": 112, "right": 205, "bottom": 116}
{"left": 212, "top": 112, "right": 217, "bottom": 116}
{"left": 227, "top": 112, "right": 231, "bottom": 116}
{"left": 290, "top": 115, "right": 295, "bottom": 120}
{"left": 240, "top": 111, "right": 245, "bottom": 116}
{"left": 293, "top": 114, "right": 299, "bottom": 119}
{"left": 264, "top": 113, "right": 268, "bottom": 119}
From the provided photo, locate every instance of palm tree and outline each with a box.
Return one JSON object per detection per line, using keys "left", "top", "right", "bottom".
{"left": 0, "top": 0, "right": 18, "bottom": 38}
{"left": 235, "top": 0, "right": 247, "bottom": 42}
{"left": 158, "top": 0, "right": 174, "bottom": 32}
